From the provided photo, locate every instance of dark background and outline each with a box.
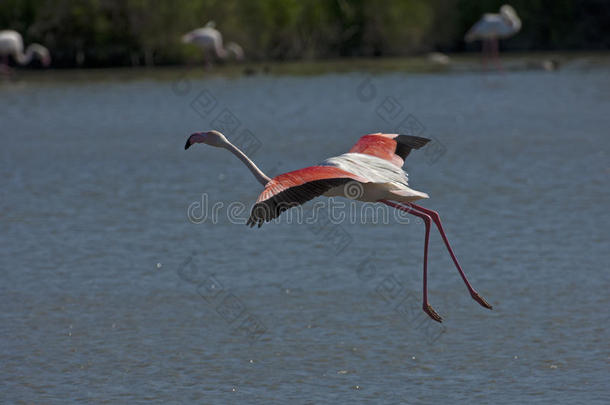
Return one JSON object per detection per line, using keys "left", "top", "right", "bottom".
{"left": 1, "top": 0, "right": 609, "bottom": 68}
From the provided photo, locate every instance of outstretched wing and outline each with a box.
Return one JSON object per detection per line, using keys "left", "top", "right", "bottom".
{"left": 247, "top": 166, "right": 367, "bottom": 227}
{"left": 349, "top": 133, "right": 430, "bottom": 167}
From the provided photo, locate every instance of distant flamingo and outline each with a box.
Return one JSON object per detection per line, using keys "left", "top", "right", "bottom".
{"left": 182, "top": 21, "right": 244, "bottom": 65}
{"left": 185, "top": 130, "right": 493, "bottom": 322}
{"left": 427, "top": 52, "right": 450, "bottom": 66}
{"left": 0, "top": 30, "right": 51, "bottom": 72}
{"left": 465, "top": 4, "right": 521, "bottom": 70}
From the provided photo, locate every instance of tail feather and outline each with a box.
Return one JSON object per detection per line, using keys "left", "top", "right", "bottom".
{"left": 396, "top": 135, "right": 430, "bottom": 149}
{"left": 395, "top": 135, "right": 430, "bottom": 160}
{"left": 390, "top": 187, "right": 430, "bottom": 202}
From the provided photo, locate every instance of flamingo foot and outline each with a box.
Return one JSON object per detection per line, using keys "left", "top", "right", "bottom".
{"left": 423, "top": 304, "right": 443, "bottom": 323}
{"left": 471, "top": 291, "right": 493, "bottom": 310}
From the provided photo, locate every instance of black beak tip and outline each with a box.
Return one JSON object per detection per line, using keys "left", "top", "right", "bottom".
{"left": 184, "top": 141, "right": 191, "bottom": 150}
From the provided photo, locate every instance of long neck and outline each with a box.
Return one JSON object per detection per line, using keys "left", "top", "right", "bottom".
{"left": 15, "top": 46, "right": 34, "bottom": 65}
{"left": 214, "top": 37, "right": 227, "bottom": 59}
{"left": 223, "top": 141, "right": 271, "bottom": 186}
{"left": 510, "top": 16, "right": 521, "bottom": 31}
{"left": 501, "top": 11, "right": 521, "bottom": 31}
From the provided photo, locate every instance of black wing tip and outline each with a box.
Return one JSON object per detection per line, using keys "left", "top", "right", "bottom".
{"left": 245, "top": 218, "right": 264, "bottom": 228}
{"left": 247, "top": 203, "right": 269, "bottom": 228}
{"left": 246, "top": 179, "right": 348, "bottom": 227}
{"left": 396, "top": 135, "right": 431, "bottom": 149}
{"left": 394, "top": 135, "right": 431, "bottom": 160}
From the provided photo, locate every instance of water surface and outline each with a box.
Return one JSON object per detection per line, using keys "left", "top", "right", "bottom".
{"left": 1, "top": 61, "right": 609, "bottom": 403}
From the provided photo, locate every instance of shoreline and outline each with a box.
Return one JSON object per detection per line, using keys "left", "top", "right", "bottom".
{"left": 2, "top": 51, "right": 610, "bottom": 84}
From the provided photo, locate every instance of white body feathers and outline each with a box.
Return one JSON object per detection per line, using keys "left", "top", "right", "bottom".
{"left": 465, "top": 5, "right": 521, "bottom": 42}
{"left": 321, "top": 153, "right": 428, "bottom": 202}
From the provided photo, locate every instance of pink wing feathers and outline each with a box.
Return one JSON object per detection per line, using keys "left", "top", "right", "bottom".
{"left": 247, "top": 166, "right": 367, "bottom": 227}
{"left": 247, "top": 134, "right": 430, "bottom": 227}
{"left": 349, "top": 133, "right": 430, "bottom": 167}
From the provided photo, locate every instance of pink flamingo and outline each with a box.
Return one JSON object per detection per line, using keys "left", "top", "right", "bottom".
{"left": 185, "top": 131, "right": 493, "bottom": 322}
{"left": 0, "top": 30, "right": 51, "bottom": 73}
{"left": 182, "top": 21, "right": 244, "bottom": 66}
{"left": 464, "top": 4, "right": 521, "bottom": 71}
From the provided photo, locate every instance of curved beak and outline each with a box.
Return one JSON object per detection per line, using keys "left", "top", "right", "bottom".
{"left": 184, "top": 132, "right": 204, "bottom": 150}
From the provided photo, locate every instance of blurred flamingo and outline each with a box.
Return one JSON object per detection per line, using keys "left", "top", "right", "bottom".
{"left": 464, "top": 5, "right": 521, "bottom": 70}
{"left": 0, "top": 30, "right": 51, "bottom": 72}
{"left": 182, "top": 21, "right": 244, "bottom": 65}
{"left": 427, "top": 52, "right": 451, "bottom": 66}
{"left": 184, "top": 130, "right": 493, "bottom": 322}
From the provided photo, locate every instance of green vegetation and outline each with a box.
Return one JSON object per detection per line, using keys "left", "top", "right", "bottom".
{"left": 1, "top": 0, "right": 608, "bottom": 67}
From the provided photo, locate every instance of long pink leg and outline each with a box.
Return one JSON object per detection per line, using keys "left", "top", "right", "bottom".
{"left": 491, "top": 37, "right": 504, "bottom": 72}
{"left": 0, "top": 55, "right": 9, "bottom": 75}
{"left": 406, "top": 202, "right": 492, "bottom": 310}
{"left": 481, "top": 39, "right": 488, "bottom": 70}
{"left": 381, "top": 200, "right": 442, "bottom": 323}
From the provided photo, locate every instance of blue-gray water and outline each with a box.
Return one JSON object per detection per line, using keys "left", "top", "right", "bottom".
{"left": 1, "top": 64, "right": 609, "bottom": 403}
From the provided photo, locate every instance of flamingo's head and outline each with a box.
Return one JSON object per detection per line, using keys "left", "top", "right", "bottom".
{"left": 29, "top": 44, "right": 51, "bottom": 67}
{"left": 500, "top": 4, "right": 517, "bottom": 17}
{"left": 184, "top": 130, "right": 228, "bottom": 150}
{"left": 499, "top": 5, "right": 520, "bottom": 29}
{"left": 226, "top": 42, "right": 245, "bottom": 61}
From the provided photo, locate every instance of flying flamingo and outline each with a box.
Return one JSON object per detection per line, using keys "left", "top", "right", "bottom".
{"left": 464, "top": 4, "right": 521, "bottom": 70}
{"left": 184, "top": 131, "right": 492, "bottom": 322}
{"left": 182, "top": 21, "right": 244, "bottom": 65}
{"left": 185, "top": 130, "right": 493, "bottom": 322}
{"left": 0, "top": 30, "right": 51, "bottom": 72}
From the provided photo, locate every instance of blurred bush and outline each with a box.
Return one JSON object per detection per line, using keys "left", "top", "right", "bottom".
{"left": 1, "top": 0, "right": 608, "bottom": 67}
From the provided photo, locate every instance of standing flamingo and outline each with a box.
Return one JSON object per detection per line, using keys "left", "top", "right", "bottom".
{"left": 464, "top": 5, "right": 521, "bottom": 70}
{"left": 182, "top": 21, "right": 244, "bottom": 65}
{"left": 184, "top": 130, "right": 493, "bottom": 322}
{"left": 0, "top": 30, "right": 51, "bottom": 72}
